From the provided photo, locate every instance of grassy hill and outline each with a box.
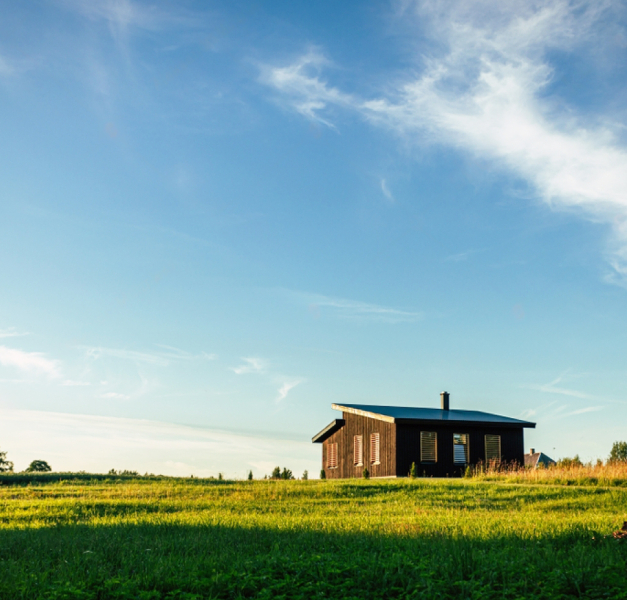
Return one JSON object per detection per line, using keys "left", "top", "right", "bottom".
{"left": 0, "top": 476, "right": 626, "bottom": 598}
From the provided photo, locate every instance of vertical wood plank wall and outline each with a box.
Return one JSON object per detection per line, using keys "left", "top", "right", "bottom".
{"left": 323, "top": 413, "right": 396, "bottom": 479}
{"left": 395, "top": 425, "right": 526, "bottom": 478}
{"left": 322, "top": 418, "right": 527, "bottom": 478}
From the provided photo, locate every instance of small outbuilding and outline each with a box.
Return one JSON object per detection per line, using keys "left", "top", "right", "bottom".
{"left": 313, "top": 392, "right": 536, "bottom": 478}
{"left": 524, "top": 449, "right": 556, "bottom": 468}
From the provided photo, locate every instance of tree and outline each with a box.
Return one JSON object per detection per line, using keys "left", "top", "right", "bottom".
{"left": 25, "top": 460, "right": 51, "bottom": 473}
{"left": 247, "top": 470, "right": 253, "bottom": 481}
{"left": 271, "top": 466, "right": 281, "bottom": 479}
{"left": 362, "top": 467, "right": 370, "bottom": 479}
{"left": 320, "top": 469, "right": 326, "bottom": 480}
{"left": 302, "top": 470, "right": 308, "bottom": 481}
{"left": 409, "top": 462, "right": 417, "bottom": 479}
{"left": 0, "top": 450, "right": 13, "bottom": 473}
{"left": 609, "top": 441, "right": 627, "bottom": 464}
{"left": 281, "top": 467, "right": 294, "bottom": 480}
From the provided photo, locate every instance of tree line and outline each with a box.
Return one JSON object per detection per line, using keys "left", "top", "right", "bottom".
{"left": 4, "top": 441, "right": 625, "bottom": 479}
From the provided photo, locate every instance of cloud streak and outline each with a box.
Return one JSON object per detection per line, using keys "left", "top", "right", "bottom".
{"left": 232, "top": 357, "right": 266, "bottom": 375}
{"left": 0, "top": 328, "right": 30, "bottom": 339}
{"left": 297, "top": 291, "right": 423, "bottom": 323}
{"left": 261, "top": 1, "right": 627, "bottom": 281}
{"left": 524, "top": 373, "right": 593, "bottom": 400}
{"left": 380, "top": 178, "right": 394, "bottom": 202}
{"left": 0, "top": 346, "right": 60, "bottom": 378}
{"left": 276, "top": 379, "right": 304, "bottom": 403}
{"left": 84, "top": 345, "right": 216, "bottom": 367}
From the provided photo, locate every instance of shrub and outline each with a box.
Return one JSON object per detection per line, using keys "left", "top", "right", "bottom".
{"left": 107, "top": 469, "right": 139, "bottom": 476}
{"left": 409, "top": 462, "right": 417, "bottom": 479}
{"left": 557, "top": 455, "right": 583, "bottom": 468}
{"left": 320, "top": 469, "right": 326, "bottom": 480}
{"left": 362, "top": 467, "right": 369, "bottom": 479}
{"left": 302, "top": 470, "right": 308, "bottom": 480}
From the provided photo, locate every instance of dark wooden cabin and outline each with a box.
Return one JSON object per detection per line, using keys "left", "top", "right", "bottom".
{"left": 312, "top": 392, "right": 535, "bottom": 478}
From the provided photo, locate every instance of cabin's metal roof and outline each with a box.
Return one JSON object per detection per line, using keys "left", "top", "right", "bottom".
{"left": 332, "top": 403, "right": 536, "bottom": 428}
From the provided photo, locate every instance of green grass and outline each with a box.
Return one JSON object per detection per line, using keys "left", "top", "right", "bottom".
{"left": 0, "top": 478, "right": 626, "bottom": 599}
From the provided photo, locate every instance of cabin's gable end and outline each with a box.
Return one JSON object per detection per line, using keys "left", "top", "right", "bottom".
{"left": 320, "top": 412, "right": 396, "bottom": 479}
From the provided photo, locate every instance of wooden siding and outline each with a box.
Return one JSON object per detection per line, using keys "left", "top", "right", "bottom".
{"left": 322, "top": 412, "right": 395, "bottom": 479}
{"left": 396, "top": 424, "right": 525, "bottom": 478}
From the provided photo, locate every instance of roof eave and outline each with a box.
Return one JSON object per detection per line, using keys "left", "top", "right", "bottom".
{"left": 332, "top": 403, "right": 396, "bottom": 423}
{"left": 312, "top": 419, "right": 346, "bottom": 443}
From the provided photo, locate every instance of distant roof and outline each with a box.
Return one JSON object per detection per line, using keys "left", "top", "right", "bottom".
{"left": 332, "top": 403, "right": 536, "bottom": 428}
{"left": 524, "top": 452, "right": 555, "bottom": 468}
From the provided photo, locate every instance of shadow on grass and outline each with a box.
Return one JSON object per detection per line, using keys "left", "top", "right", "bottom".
{"left": 0, "top": 521, "right": 626, "bottom": 599}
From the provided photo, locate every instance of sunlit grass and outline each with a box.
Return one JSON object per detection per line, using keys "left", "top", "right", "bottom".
{"left": 469, "top": 460, "right": 627, "bottom": 487}
{"left": 0, "top": 478, "right": 626, "bottom": 598}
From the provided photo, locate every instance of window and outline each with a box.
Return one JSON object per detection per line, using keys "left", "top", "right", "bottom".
{"left": 327, "top": 443, "right": 338, "bottom": 469}
{"left": 485, "top": 434, "right": 501, "bottom": 463}
{"left": 354, "top": 435, "right": 363, "bottom": 466}
{"left": 420, "top": 431, "right": 437, "bottom": 463}
{"left": 453, "top": 433, "right": 469, "bottom": 464}
{"left": 370, "top": 433, "right": 380, "bottom": 465}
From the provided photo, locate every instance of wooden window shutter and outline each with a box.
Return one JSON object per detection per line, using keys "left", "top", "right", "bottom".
{"left": 370, "top": 433, "right": 380, "bottom": 464}
{"left": 485, "top": 434, "right": 501, "bottom": 463}
{"left": 453, "top": 433, "right": 469, "bottom": 464}
{"left": 327, "top": 443, "right": 337, "bottom": 469}
{"left": 420, "top": 431, "right": 437, "bottom": 463}
{"left": 353, "top": 435, "right": 363, "bottom": 466}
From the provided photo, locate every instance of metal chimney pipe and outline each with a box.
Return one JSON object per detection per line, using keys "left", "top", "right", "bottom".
{"left": 441, "top": 391, "right": 450, "bottom": 411}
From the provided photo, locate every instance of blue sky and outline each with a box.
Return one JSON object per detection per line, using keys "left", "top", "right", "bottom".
{"left": 1, "top": 0, "right": 627, "bottom": 476}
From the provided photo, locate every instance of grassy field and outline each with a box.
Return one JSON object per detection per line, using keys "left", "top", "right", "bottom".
{"left": 0, "top": 476, "right": 626, "bottom": 599}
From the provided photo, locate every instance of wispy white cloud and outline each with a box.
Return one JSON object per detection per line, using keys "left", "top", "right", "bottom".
{"left": 276, "top": 379, "right": 304, "bottom": 403}
{"left": 566, "top": 406, "right": 603, "bottom": 416}
{"left": 259, "top": 49, "right": 354, "bottom": 128}
{"left": 261, "top": 2, "right": 627, "bottom": 281}
{"left": 0, "top": 328, "right": 29, "bottom": 339}
{"left": 443, "top": 249, "right": 484, "bottom": 263}
{"left": 60, "top": 0, "right": 169, "bottom": 35}
{"left": 0, "top": 346, "right": 60, "bottom": 378}
{"left": 519, "top": 408, "right": 537, "bottom": 420}
{"left": 155, "top": 344, "right": 217, "bottom": 361}
{"left": 85, "top": 347, "right": 170, "bottom": 366}
{"left": 380, "top": 178, "right": 394, "bottom": 202}
{"left": 101, "top": 391, "right": 130, "bottom": 399}
{"left": 232, "top": 357, "right": 266, "bottom": 375}
{"left": 83, "top": 345, "right": 216, "bottom": 367}
{"left": 63, "top": 380, "right": 91, "bottom": 387}
{"left": 294, "top": 291, "right": 423, "bottom": 323}
{"left": 524, "top": 373, "right": 593, "bottom": 399}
